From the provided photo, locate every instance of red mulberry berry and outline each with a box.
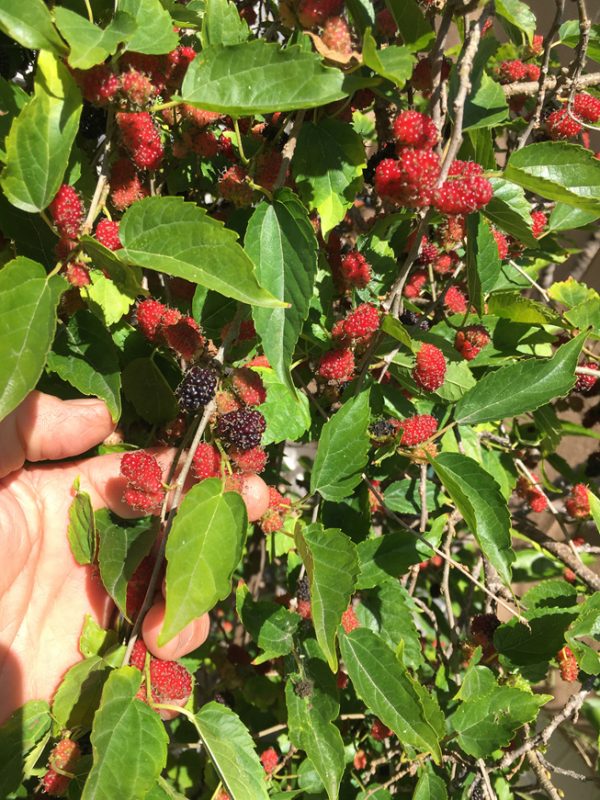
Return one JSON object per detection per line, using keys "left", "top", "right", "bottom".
{"left": 322, "top": 16, "right": 352, "bottom": 55}
{"left": 375, "top": 149, "right": 441, "bottom": 208}
{"left": 232, "top": 367, "right": 266, "bottom": 406}
{"left": 341, "top": 303, "right": 380, "bottom": 342}
{"left": 403, "top": 268, "right": 428, "bottom": 298}
{"left": 339, "top": 250, "right": 372, "bottom": 288}
{"left": 121, "top": 451, "right": 163, "bottom": 493}
{"left": 341, "top": 605, "right": 360, "bottom": 633}
{"left": 75, "top": 64, "right": 120, "bottom": 106}
{"left": 117, "top": 111, "right": 164, "bottom": 170}
{"left": 573, "top": 93, "right": 600, "bottom": 123}
{"left": 444, "top": 285, "right": 468, "bottom": 314}
{"left": 413, "top": 343, "right": 446, "bottom": 391}
{"left": 109, "top": 158, "right": 148, "bottom": 210}
{"left": 317, "top": 348, "right": 355, "bottom": 381}
{"left": 392, "top": 110, "right": 438, "bottom": 150}
{"left": 94, "top": 218, "right": 122, "bottom": 251}
{"left": 230, "top": 446, "right": 268, "bottom": 474}
{"left": 557, "top": 646, "right": 578, "bottom": 682}
{"left": 260, "top": 747, "right": 279, "bottom": 774}
{"left": 574, "top": 362, "right": 598, "bottom": 393}
{"left": 136, "top": 298, "right": 169, "bottom": 342}
{"left": 455, "top": 325, "right": 490, "bottom": 361}
{"left": 297, "top": 0, "right": 344, "bottom": 27}
{"left": 66, "top": 262, "right": 90, "bottom": 287}
{"left": 164, "top": 316, "right": 205, "bottom": 360}
{"left": 432, "top": 251, "right": 458, "bottom": 276}
{"left": 371, "top": 720, "right": 392, "bottom": 740}
{"left": 219, "top": 165, "right": 253, "bottom": 207}
{"left": 192, "top": 442, "right": 222, "bottom": 481}
{"left": 498, "top": 59, "right": 528, "bottom": 83}
{"left": 49, "top": 184, "right": 83, "bottom": 239}
{"left": 547, "top": 107, "right": 582, "bottom": 140}
{"left": 120, "top": 69, "right": 157, "bottom": 107}
{"left": 399, "top": 414, "right": 438, "bottom": 447}
{"left": 565, "top": 484, "right": 590, "bottom": 518}
{"left": 531, "top": 210, "right": 547, "bottom": 238}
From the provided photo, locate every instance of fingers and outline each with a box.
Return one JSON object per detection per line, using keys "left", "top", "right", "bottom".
{"left": 77, "top": 449, "right": 178, "bottom": 519}
{"left": 142, "top": 601, "right": 210, "bottom": 660}
{"left": 0, "top": 392, "right": 115, "bottom": 478}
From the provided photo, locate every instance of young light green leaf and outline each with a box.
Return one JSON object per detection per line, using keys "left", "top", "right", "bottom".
{"left": 548, "top": 202, "right": 600, "bottom": 232}
{"left": 52, "top": 656, "right": 110, "bottom": 732}
{"left": 496, "top": 0, "right": 536, "bottom": 43}
{"left": 311, "top": 390, "right": 371, "bottom": 501}
{"left": 96, "top": 509, "right": 156, "bottom": 621}
{"left": 455, "top": 332, "right": 586, "bottom": 425}
{"left": 505, "top": 143, "right": 600, "bottom": 211}
{"left": 487, "top": 292, "right": 562, "bottom": 325}
{"left": 0, "top": 258, "right": 65, "bottom": 422}
{"left": 431, "top": 452, "right": 513, "bottom": 586}
{"left": 0, "top": 0, "right": 66, "bottom": 54}
{"left": 256, "top": 367, "right": 311, "bottom": 444}
{"left": 81, "top": 236, "right": 143, "bottom": 297}
{"left": 201, "top": 0, "right": 249, "bottom": 47}
{"left": 0, "top": 700, "right": 51, "bottom": 798}
{"left": 54, "top": 9, "right": 136, "bottom": 70}
{"left": 122, "top": 357, "right": 179, "bottom": 426}
{"left": 362, "top": 29, "right": 414, "bottom": 87}
{"left": 46, "top": 310, "right": 122, "bottom": 421}
{"left": 161, "top": 479, "right": 248, "bottom": 644}
{"left": 484, "top": 178, "right": 538, "bottom": 246}
{"left": 194, "top": 702, "right": 269, "bottom": 800}
{"left": 435, "top": 360, "right": 476, "bottom": 403}
{"left": 246, "top": 190, "right": 318, "bottom": 392}
{"left": 340, "top": 628, "right": 442, "bottom": 763}
{"left": 1, "top": 52, "right": 82, "bottom": 213}
{"left": 466, "top": 214, "right": 501, "bottom": 315}
{"left": 182, "top": 40, "right": 352, "bottom": 115}
{"left": 296, "top": 523, "right": 359, "bottom": 671}
{"left": 236, "top": 583, "right": 301, "bottom": 664}
{"left": 118, "top": 0, "right": 178, "bottom": 54}
{"left": 82, "top": 668, "right": 168, "bottom": 800}
{"left": 286, "top": 675, "right": 345, "bottom": 800}
{"left": 82, "top": 268, "right": 136, "bottom": 327}
{"left": 119, "top": 196, "right": 282, "bottom": 307}
{"left": 292, "top": 117, "right": 366, "bottom": 237}
{"left": 67, "top": 478, "right": 96, "bottom": 566}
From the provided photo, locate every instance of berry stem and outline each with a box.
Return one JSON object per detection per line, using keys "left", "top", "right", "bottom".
{"left": 233, "top": 118, "right": 248, "bottom": 165}
{"left": 149, "top": 98, "right": 182, "bottom": 113}
{"left": 83, "top": 0, "right": 94, "bottom": 23}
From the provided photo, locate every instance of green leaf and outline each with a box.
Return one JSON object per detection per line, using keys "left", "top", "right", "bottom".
{"left": 589, "top": 491, "right": 600, "bottom": 536}
{"left": 96, "top": 509, "right": 156, "bottom": 621}
{"left": 0, "top": 77, "right": 28, "bottom": 155}
{"left": 462, "top": 70, "right": 508, "bottom": 131}
{"left": 81, "top": 236, "right": 143, "bottom": 297}
{"left": 435, "top": 360, "right": 477, "bottom": 403}
{"left": 548, "top": 278, "right": 593, "bottom": 308}
{"left": 381, "top": 315, "right": 412, "bottom": 348}
{"left": 310, "top": 390, "right": 371, "bottom": 501}
{"left": 455, "top": 332, "right": 586, "bottom": 425}
{"left": 296, "top": 523, "right": 359, "bottom": 671}
{"left": 360, "top": 580, "right": 423, "bottom": 669}
{"left": 356, "top": 531, "right": 431, "bottom": 589}
{"left": 286, "top": 662, "right": 345, "bottom": 800}
{"left": 565, "top": 593, "right": 600, "bottom": 675}
{"left": 201, "top": 0, "right": 249, "bottom": 47}
{"left": 119, "top": 0, "right": 178, "bottom": 54}
{"left": 256, "top": 367, "right": 311, "bottom": 444}
{"left": 119, "top": 196, "right": 282, "bottom": 307}
{"left": 362, "top": 29, "right": 414, "bottom": 87}
{"left": 505, "top": 143, "right": 600, "bottom": 211}
{"left": 340, "top": 628, "right": 442, "bottom": 763}
{"left": 246, "top": 190, "right": 318, "bottom": 392}
{"left": 385, "top": 0, "right": 434, "bottom": 50}
{"left": 413, "top": 765, "right": 447, "bottom": 800}
{"left": 345, "top": 0, "right": 375, "bottom": 36}
{"left": 161, "top": 479, "right": 248, "bottom": 644}
{"left": 0, "top": 700, "right": 51, "bottom": 798}
{"left": 52, "top": 656, "right": 111, "bottom": 732}
{"left": 431, "top": 452, "right": 514, "bottom": 586}
{"left": 496, "top": 0, "right": 536, "bottom": 43}
{"left": 194, "top": 702, "right": 269, "bottom": 800}
{"left": 1, "top": 52, "right": 82, "bottom": 213}
{"left": 0, "top": 257, "right": 65, "bottom": 422}
{"left": 450, "top": 666, "right": 549, "bottom": 757}
{"left": 564, "top": 294, "right": 600, "bottom": 334}
{"left": 82, "top": 668, "right": 168, "bottom": 800}
{"left": 384, "top": 478, "right": 445, "bottom": 516}
{"left": 236, "top": 583, "right": 301, "bottom": 663}
{"left": 80, "top": 616, "right": 120, "bottom": 659}
{"left": 46, "top": 310, "right": 122, "bottom": 421}
{"left": 0, "top": 0, "right": 66, "bottom": 54}
{"left": 495, "top": 610, "right": 579, "bottom": 680}
{"left": 487, "top": 292, "right": 562, "bottom": 325}
{"left": 0, "top": 190, "right": 57, "bottom": 265}
{"left": 181, "top": 40, "right": 352, "bottom": 115}
{"left": 292, "top": 117, "right": 366, "bottom": 237}
{"left": 559, "top": 21, "right": 600, "bottom": 64}
{"left": 67, "top": 477, "right": 96, "bottom": 565}
{"left": 55, "top": 9, "right": 137, "bottom": 70}
{"left": 466, "top": 214, "right": 501, "bottom": 315}
{"left": 547, "top": 202, "right": 600, "bottom": 232}
{"left": 484, "top": 178, "right": 537, "bottom": 246}
{"left": 122, "top": 357, "right": 178, "bottom": 425}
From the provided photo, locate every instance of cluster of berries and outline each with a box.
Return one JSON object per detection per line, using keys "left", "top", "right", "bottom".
{"left": 455, "top": 325, "right": 491, "bottom": 360}
{"left": 136, "top": 298, "right": 206, "bottom": 361}
{"left": 565, "top": 483, "right": 590, "bottom": 518}
{"left": 130, "top": 639, "right": 193, "bottom": 718}
{"left": 516, "top": 473, "right": 547, "bottom": 513}
{"left": 120, "top": 450, "right": 166, "bottom": 513}
{"left": 42, "top": 739, "right": 81, "bottom": 797}
{"left": 497, "top": 59, "right": 541, "bottom": 84}
{"left": 374, "top": 111, "right": 493, "bottom": 215}
{"left": 547, "top": 93, "right": 600, "bottom": 140}
{"left": 317, "top": 299, "right": 380, "bottom": 383}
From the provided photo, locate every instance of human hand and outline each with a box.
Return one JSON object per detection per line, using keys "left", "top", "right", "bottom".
{"left": 0, "top": 391, "right": 209, "bottom": 724}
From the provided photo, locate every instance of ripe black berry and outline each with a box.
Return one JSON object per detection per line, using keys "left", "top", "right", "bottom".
{"left": 217, "top": 408, "right": 266, "bottom": 450}
{"left": 400, "top": 310, "right": 419, "bottom": 326}
{"left": 369, "top": 419, "right": 398, "bottom": 442}
{"left": 177, "top": 367, "right": 218, "bottom": 413}
{"left": 296, "top": 574, "right": 310, "bottom": 601}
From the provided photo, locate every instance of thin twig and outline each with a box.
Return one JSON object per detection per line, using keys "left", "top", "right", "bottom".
{"left": 526, "top": 751, "right": 562, "bottom": 800}
{"left": 477, "top": 758, "right": 498, "bottom": 800}
{"left": 502, "top": 70, "right": 600, "bottom": 98}
{"left": 82, "top": 110, "right": 114, "bottom": 235}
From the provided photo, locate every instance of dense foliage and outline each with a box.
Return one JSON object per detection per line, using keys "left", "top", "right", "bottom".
{"left": 1, "top": 0, "right": 600, "bottom": 798}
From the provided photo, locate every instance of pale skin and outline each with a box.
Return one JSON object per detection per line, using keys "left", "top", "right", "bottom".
{"left": 0, "top": 391, "right": 210, "bottom": 724}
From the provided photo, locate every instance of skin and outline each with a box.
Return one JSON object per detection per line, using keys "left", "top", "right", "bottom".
{"left": 0, "top": 391, "right": 209, "bottom": 724}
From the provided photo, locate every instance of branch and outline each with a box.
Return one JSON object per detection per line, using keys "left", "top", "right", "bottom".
{"left": 526, "top": 750, "right": 562, "bottom": 800}
{"left": 502, "top": 70, "right": 600, "bottom": 97}
{"left": 273, "top": 110, "right": 305, "bottom": 190}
